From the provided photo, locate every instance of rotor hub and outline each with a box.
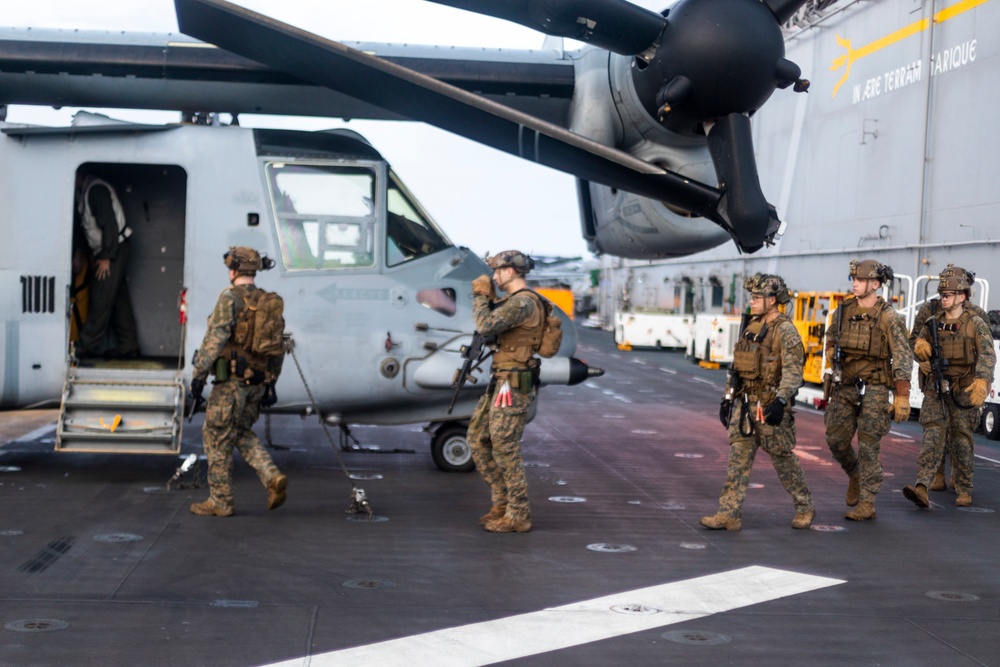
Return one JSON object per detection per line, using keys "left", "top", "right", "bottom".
{"left": 632, "top": 0, "right": 791, "bottom": 136}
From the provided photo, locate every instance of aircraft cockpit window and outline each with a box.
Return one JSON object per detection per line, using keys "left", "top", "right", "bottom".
{"left": 266, "top": 162, "right": 376, "bottom": 270}
{"left": 386, "top": 172, "right": 450, "bottom": 267}
{"left": 417, "top": 288, "right": 457, "bottom": 317}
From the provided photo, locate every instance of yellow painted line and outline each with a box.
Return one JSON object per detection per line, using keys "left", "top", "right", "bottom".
{"left": 830, "top": 0, "right": 990, "bottom": 97}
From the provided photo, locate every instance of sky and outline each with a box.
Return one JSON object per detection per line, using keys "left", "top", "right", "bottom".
{"left": 1, "top": 0, "right": 662, "bottom": 259}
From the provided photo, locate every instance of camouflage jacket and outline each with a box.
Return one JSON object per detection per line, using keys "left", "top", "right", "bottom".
{"left": 472, "top": 292, "right": 538, "bottom": 337}
{"left": 193, "top": 286, "right": 243, "bottom": 381}
{"left": 772, "top": 317, "right": 805, "bottom": 404}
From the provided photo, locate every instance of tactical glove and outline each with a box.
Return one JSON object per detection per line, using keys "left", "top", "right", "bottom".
{"left": 966, "top": 377, "right": 990, "bottom": 407}
{"left": 719, "top": 400, "right": 732, "bottom": 428}
{"left": 917, "top": 360, "right": 931, "bottom": 376}
{"left": 260, "top": 383, "right": 278, "bottom": 408}
{"left": 891, "top": 395, "right": 911, "bottom": 422}
{"left": 472, "top": 275, "right": 494, "bottom": 297}
{"left": 888, "top": 380, "right": 911, "bottom": 422}
{"left": 913, "top": 337, "right": 932, "bottom": 361}
{"left": 763, "top": 398, "right": 786, "bottom": 425}
{"left": 189, "top": 376, "right": 205, "bottom": 400}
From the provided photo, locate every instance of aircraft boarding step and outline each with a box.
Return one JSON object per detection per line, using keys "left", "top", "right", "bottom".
{"left": 56, "top": 367, "right": 185, "bottom": 454}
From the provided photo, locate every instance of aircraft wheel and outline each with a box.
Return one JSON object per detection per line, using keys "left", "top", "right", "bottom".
{"left": 431, "top": 423, "right": 475, "bottom": 472}
{"left": 983, "top": 405, "right": 1000, "bottom": 441}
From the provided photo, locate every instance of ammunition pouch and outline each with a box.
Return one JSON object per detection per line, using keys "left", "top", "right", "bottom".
{"left": 492, "top": 365, "right": 538, "bottom": 394}
{"left": 213, "top": 357, "right": 230, "bottom": 382}
{"left": 732, "top": 347, "right": 762, "bottom": 380}
{"left": 939, "top": 336, "right": 975, "bottom": 376}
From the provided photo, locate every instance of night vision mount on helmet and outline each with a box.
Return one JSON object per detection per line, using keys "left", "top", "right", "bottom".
{"left": 487, "top": 250, "right": 534, "bottom": 275}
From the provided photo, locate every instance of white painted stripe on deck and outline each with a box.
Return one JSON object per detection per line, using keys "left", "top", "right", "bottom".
{"left": 262, "top": 566, "right": 844, "bottom": 667}
{"left": 794, "top": 449, "right": 834, "bottom": 466}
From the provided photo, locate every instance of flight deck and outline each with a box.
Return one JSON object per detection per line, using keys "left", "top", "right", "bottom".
{"left": 2, "top": 325, "right": 998, "bottom": 666}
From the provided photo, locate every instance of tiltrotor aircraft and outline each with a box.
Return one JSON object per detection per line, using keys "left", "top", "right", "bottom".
{"left": 0, "top": 0, "right": 811, "bottom": 468}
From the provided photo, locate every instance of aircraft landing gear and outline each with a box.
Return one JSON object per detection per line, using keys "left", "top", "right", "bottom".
{"left": 431, "top": 422, "right": 474, "bottom": 473}
{"left": 983, "top": 404, "right": 1000, "bottom": 441}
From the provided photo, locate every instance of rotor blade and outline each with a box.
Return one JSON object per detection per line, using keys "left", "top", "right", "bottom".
{"left": 706, "top": 113, "right": 777, "bottom": 253}
{"left": 426, "top": 0, "right": 666, "bottom": 56}
{"left": 174, "top": 0, "right": 724, "bottom": 222}
{"left": 762, "top": 0, "right": 813, "bottom": 25}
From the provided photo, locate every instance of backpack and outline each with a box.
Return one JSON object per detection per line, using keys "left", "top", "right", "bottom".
{"left": 233, "top": 287, "right": 286, "bottom": 361}
{"left": 530, "top": 292, "right": 563, "bottom": 359}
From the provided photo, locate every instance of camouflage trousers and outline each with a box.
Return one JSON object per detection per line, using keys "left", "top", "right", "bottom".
{"left": 714, "top": 398, "right": 813, "bottom": 519}
{"left": 467, "top": 382, "right": 534, "bottom": 521}
{"left": 824, "top": 382, "right": 891, "bottom": 504}
{"left": 915, "top": 388, "right": 980, "bottom": 494}
{"left": 202, "top": 379, "right": 281, "bottom": 511}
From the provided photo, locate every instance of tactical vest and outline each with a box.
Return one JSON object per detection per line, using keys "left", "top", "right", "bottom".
{"left": 933, "top": 309, "right": 978, "bottom": 385}
{"left": 837, "top": 297, "right": 892, "bottom": 385}
{"left": 491, "top": 290, "right": 545, "bottom": 371}
{"left": 731, "top": 313, "right": 789, "bottom": 405}
{"left": 78, "top": 176, "right": 131, "bottom": 254}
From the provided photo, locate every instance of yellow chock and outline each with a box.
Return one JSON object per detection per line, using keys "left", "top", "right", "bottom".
{"left": 699, "top": 361, "right": 721, "bottom": 370}
{"left": 617, "top": 342, "right": 633, "bottom": 351}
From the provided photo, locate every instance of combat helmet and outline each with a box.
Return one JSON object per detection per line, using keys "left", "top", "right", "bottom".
{"left": 938, "top": 263, "right": 974, "bottom": 295}
{"left": 487, "top": 250, "right": 535, "bottom": 275}
{"left": 743, "top": 273, "right": 790, "bottom": 304}
{"left": 848, "top": 259, "right": 893, "bottom": 284}
{"left": 224, "top": 246, "right": 275, "bottom": 276}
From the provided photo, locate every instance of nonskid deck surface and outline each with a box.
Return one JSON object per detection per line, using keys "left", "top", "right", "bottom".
{"left": 2, "top": 326, "right": 998, "bottom": 666}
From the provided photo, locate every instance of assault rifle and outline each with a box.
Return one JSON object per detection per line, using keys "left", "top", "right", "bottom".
{"left": 720, "top": 311, "right": 751, "bottom": 428}
{"left": 447, "top": 332, "right": 496, "bottom": 414}
{"left": 823, "top": 304, "right": 845, "bottom": 403}
{"left": 927, "top": 316, "right": 951, "bottom": 412}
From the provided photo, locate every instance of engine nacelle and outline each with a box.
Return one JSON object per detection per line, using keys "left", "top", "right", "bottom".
{"left": 570, "top": 48, "right": 732, "bottom": 258}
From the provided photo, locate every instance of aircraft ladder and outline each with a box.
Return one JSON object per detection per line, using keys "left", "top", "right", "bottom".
{"left": 56, "top": 367, "right": 185, "bottom": 454}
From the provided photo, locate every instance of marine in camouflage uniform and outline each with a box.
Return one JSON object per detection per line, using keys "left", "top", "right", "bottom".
{"left": 467, "top": 250, "right": 545, "bottom": 533}
{"left": 907, "top": 265, "right": 989, "bottom": 491}
{"left": 189, "top": 247, "right": 287, "bottom": 517}
{"left": 824, "top": 259, "right": 913, "bottom": 521}
{"left": 903, "top": 266, "right": 996, "bottom": 509}
{"left": 700, "top": 274, "right": 814, "bottom": 532}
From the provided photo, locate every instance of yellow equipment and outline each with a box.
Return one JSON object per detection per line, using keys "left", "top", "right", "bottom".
{"left": 790, "top": 291, "right": 849, "bottom": 385}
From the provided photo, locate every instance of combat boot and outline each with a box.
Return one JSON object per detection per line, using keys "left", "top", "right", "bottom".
{"left": 699, "top": 514, "right": 742, "bottom": 531}
{"left": 479, "top": 503, "right": 507, "bottom": 526}
{"left": 955, "top": 492, "right": 972, "bottom": 507}
{"left": 844, "top": 501, "right": 876, "bottom": 521}
{"left": 190, "top": 499, "right": 234, "bottom": 517}
{"left": 484, "top": 515, "right": 532, "bottom": 533}
{"left": 929, "top": 472, "right": 946, "bottom": 491}
{"left": 845, "top": 474, "right": 860, "bottom": 507}
{"left": 902, "top": 484, "right": 929, "bottom": 508}
{"left": 791, "top": 509, "right": 815, "bottom": 529}
{"left": 266, "top": 473, "right": 288, "bottom": 510}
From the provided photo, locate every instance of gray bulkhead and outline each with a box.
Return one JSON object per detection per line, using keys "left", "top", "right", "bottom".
{"left": 598, "top": 0, "right": 1000, "bottom": 313}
